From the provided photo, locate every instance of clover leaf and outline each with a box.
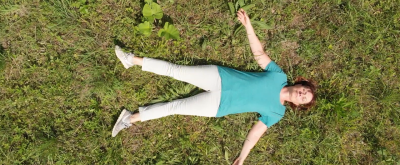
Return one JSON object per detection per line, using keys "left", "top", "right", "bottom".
{"left": 137, "top": 21, "right": 152, "bottom": 37}
{"left": 142, "top": 3, "right": 163, "bottom": 22}
{"left": 158, "top": 22, "right": 180, "bottom": 40}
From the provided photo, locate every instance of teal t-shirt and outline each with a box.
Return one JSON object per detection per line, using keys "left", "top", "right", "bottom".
{"left": 216, "top": 62, "right": 287, "bottom": 127}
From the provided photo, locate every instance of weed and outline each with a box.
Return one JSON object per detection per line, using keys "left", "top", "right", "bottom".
{"left": 136, "top": 0, "right": 180, "bottom": 40}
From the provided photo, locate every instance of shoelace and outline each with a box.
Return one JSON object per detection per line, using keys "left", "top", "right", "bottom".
{"left": 122, "top": 122, "right": 132, "bottom": 128}
{"left": 124, "top": 53, "right": 134, "bottom": 66}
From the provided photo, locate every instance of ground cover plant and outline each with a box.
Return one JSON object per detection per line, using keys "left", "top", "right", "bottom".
{"left": 1, "top": 0, "right": 399, "bottom": 164}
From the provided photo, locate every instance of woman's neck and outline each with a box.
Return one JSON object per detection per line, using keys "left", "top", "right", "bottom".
{"left": 280, "top": 86, "right": 292, "bottom": 105}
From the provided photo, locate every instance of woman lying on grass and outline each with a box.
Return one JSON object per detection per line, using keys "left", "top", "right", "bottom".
{"left": 112, "top": 9, "right": 316, "bottom": 164}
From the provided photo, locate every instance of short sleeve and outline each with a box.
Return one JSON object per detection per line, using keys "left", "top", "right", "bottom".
{"left": 264, "top": 61, "right": 283, "bottom": 73}
{"left": 259, "top": 115, "right": 281, "bottom": 128}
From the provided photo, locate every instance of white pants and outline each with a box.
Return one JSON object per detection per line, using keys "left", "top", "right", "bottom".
{"left": 139, "top": 58, "right": 221, "bottom": 121}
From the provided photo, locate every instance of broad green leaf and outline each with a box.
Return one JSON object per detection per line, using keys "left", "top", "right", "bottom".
{"left": 238, "top": 0, "right": 245, "bottom": 7}
{"left": 252, "top": 21, "right": 273, "bottom": 30}
{"left": 224, "top": 150, "right": 230, "bottom": 164}
{"left": 235, "top": 0, "right": 240, "bottom": 10}
{"left": 156, "top": 161, "right": 165, "bottom": 165}
{"left": 0, "top": 54, "right": 5, "bottom": 71}
{"left": 142, "top": 3, "right": 163, "bottom": 22}
{"left": 144, "top": 0, "right": 153, "bottom": 4}
{"left": 158, "top": 22, "right": 180, "bottom": 40}
{"left": 234, "top": 25, "right": 244, "bottom": 35}
{"left": 228, "top": 2, "right": 235, "bottom": 15}
{"left": 137, "top": 21, "right": 152, "bottom": 37}
{"left": 241, "top": 4, "right": 255, "bottom": 11}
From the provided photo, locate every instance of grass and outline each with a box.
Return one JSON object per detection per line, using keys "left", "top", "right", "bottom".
{"left": 1, "top": 0, "right": 399, "bottom": 164}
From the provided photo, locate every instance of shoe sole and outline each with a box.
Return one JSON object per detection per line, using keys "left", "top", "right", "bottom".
{"left": 112, "top": 109, "right": 129, "bottom": 137}
{"left": 115, "top": 46, "right": 130, "bottom": 69}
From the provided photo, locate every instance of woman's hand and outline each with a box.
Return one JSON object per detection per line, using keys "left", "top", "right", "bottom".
{"left": 237, "top": 8, "right": 251, "bottom": 28}
{"left": 232, "top": 157, "right": 244, "bottom": 165}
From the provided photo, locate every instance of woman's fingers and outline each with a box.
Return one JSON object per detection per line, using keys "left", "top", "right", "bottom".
{"left": 237, "top": 9, "right": 248, "bottom": 20}
{"left": 237, "top": 9, "right": 245, "bottom": 16}
{"left": 237, "top": 9, "right": 249, "bottom": 26}
{"left": 237, "top": 13, "right": 244, "bottom": 23}
{"left": 237, "top": 12, "right": 243, "bottom": 18}
{"left": 241, "top": 10, "right": 248, "bottom": 18}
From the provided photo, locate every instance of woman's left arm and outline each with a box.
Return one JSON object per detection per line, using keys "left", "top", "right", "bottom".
{"left": 232, "top": 121, "right": 268, "bottom": 165}
{"left": 237, "top": 9, "right": 272, "bottom": 69}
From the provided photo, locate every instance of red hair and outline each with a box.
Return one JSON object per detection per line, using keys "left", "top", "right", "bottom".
{"left": 287, "top": 77, "right": 317, "bottom": 111}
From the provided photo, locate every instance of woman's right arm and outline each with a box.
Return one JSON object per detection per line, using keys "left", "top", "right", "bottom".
{"left": 237, "top": 9, "right": 272, "bottom": 69}
{"left": 232, "top": 121, "right": 268, "bottom": 165}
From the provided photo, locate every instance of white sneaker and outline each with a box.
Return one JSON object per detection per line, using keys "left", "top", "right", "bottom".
{"left": 115, "top": 46, "right": 134, "bottom": 69}
{"left": 112, "top": 109, "right": 133, "bottom": 137}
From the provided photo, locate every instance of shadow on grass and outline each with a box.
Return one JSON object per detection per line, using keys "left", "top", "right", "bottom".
{"left": 156, "top": 56, "right": 257, "bottom": 72}
{"left": 160, "top": 14, "right": 174, "bottom": 27}
{"left": 142, "top": 87, "right": 204, "bottom": 107}
{"left": 0, "top": 45, "right": 5, "bottom": 71}
{"left": 0, "top": 45, "right": 4, "bottom": 54}
{"left": 112, "top": 39, "right": 126, "bottom": 48}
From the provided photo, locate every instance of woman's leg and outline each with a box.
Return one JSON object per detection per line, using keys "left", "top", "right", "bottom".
{"left": 141, "top": 57, "right": 221, "bottom": 91}
{"left": 115, "top": 46, "right": 221, "bottom": 91}
{"left": 112, "top": 91, "right": 220, "bottom": 137}
{"left": 139, "top": 91, "right": 220, "bottom": 121}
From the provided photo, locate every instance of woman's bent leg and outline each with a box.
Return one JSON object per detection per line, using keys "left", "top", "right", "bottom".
{"left": 139, "top": 91, "right": 220, "bottom": 121}
{"left": 141, "top": 57, "right": 221, "bottom": 91}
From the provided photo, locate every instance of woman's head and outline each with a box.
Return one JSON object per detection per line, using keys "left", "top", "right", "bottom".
{"left": 287, "top": 77, "right": 317, "bottom": 110}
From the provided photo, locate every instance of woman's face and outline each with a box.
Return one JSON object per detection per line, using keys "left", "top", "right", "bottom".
{"left": 290, "top": 84, "right": 313, "bottom": 105}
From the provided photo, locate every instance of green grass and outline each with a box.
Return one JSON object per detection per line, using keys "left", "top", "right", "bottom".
{"left": 1, "top": 0, "right": 399, "bottom": 164}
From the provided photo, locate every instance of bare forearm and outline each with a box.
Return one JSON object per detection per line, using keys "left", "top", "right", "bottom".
{"left": 245, "top": 24, "right": 271, "bottom": 69}
{"left": 239, "top": 134, "right": 261, "bottom": 158}
{"left": 245, "top": 25, "right": 265, "bottom": 55}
